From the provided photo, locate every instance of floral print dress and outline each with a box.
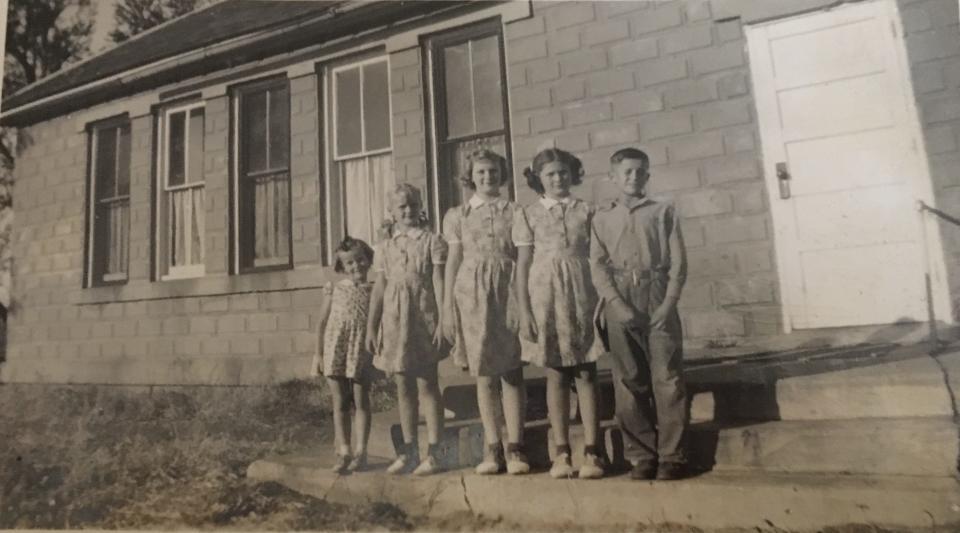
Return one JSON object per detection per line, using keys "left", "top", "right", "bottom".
{"left": 513, "top": 196, "right": 602, "bottom": 368}
{"left": 372, "top": 227, "right": 448, "bottom": 375}
{"left": 313, "top": 278, "right": 373, "bottom": 380}
{"left": 444, "top": 195, "right": 522, "bottom": 377}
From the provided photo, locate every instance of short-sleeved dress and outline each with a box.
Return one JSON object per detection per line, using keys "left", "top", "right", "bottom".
{"left": 372, "top": 226, "right": 448, "bottom": 375}
{"left": 444, "top": 195, "right": 522, "bottom": 377}
{"left": 513, "top": 196, "right": 603, "bottom": 368}
{"left": 313, "top": 278, "right": 374, "bottom": 380}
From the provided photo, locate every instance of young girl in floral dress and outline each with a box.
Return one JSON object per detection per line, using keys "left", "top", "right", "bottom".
{"left": 313, "top": 236, "right": 376, "bottom": 474}
{"left": 515, "top": 148, "right": 604, "bottom": 479}
{"left": 442, "top": 148, "right": 529, "bottom": 475}
{"left": 365, "top": 183, "right": 447, "bottom": 476}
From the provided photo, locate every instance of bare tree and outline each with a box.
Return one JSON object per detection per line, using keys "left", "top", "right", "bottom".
{"left": 110, "top": 0, "right": 205, "bottom": 44}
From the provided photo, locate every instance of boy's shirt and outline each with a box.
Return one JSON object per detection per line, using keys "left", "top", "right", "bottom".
{"left": 589, "top": 196, "right": 687, "bottom": 314}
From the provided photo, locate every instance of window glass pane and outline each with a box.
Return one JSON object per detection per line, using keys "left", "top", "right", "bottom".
{"left": 268, "top": 85, "right": 289, "bottom": 169}
{"left": 443, "top": 42, "right": 474, "bottom": 139}
{"left": 168, "top": 111, "right": 186, "bottom": 187}
{"left": 95, "top": 126, "right": 117, "bottom": 199}
{"left": 336, "top": 67, "right": 362, "bottom": 157}
{"left": 243, "top": 90, "right": 267, "bottom": 173}
{"left": 472, "top": 35, "right": 505, "bottom": 134}
{"left": 188, "top": 108, "right": 205, "bottom": 183}
{"left": 117, "top": 125, "right": 131, "bottom": 196}
{"left": 362, "top": 61, "right": 391, "bottom": 152}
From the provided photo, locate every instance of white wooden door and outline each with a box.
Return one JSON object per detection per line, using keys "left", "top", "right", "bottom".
{"left": 747, "top": 0, "right": 948, "bottom": 330}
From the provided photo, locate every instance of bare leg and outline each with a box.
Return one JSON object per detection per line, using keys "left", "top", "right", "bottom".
{"left": 326, "top": 377, "right": 351, "bottom": 456}
{"left": 500, "top": 367, "right": 526, "bottom": 445}
{"left": 417, "top": 364, "right": 444, "bottom": 445}
{"left": 352, "top": 379, "right": 372, "bottom": 456}
{"left": 395, "top": 373, "right": 419, "bottom": 446}
{"left": 546, "top": 366, "right": 571, "bottom": 448}
{"left": 573, "top": 364, "right": 599, "bottom": 448}
{"left": 476, "top": 375, "right": 503, "bottom": 445}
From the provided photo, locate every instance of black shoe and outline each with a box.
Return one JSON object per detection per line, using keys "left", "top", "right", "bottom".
{"left": 630, "top": 461, "right": 657, "bottom": 480}
{"left": 656, "top": 462, "right": 687, "bottom": 481}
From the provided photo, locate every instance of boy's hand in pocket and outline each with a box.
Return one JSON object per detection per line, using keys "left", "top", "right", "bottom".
{"left": 650, "top": 305, "right": 671, "bottom": 331}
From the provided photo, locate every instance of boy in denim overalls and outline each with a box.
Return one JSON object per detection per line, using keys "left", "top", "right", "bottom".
{"left": 590, "top": 148, "right": 688, "bottom": 480}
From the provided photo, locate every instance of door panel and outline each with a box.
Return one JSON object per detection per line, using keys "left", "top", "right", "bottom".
{"left": 747, "top": 0, "right": 934, "bottom": 329}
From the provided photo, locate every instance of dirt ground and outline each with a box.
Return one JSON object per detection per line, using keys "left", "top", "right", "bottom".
{"left": 0, "top": 380, "right": 935, "bottom": 532}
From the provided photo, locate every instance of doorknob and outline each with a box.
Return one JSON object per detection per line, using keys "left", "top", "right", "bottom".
{"left": 776, "top": 162, "right": 791, "bottom": 199}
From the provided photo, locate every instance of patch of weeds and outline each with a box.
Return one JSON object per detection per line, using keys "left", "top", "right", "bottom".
{"left": 0, "top": 381, "right": 405, "bottom": 530}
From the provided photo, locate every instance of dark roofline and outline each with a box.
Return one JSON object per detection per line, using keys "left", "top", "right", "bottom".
{"left": 0, "top": 0, "right": 467, "bottom": 127}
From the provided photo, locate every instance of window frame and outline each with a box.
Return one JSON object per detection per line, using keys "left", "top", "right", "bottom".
{"left": 423, "top": 17, "right": 514, "bottom": 227}
{"left": 230, "top": 76, "right": 294, "bottom": 275}
{"left": 85, "top": 115, "right": 132, "bottom": 288}
{"left": 330, "top": 55, "right": 394, "bottom": 162}
{"left": 156, "top": 100, "right": 207, "bottom": 281}
{"left": 321, "top": 51, "right": 394, "bottom": 263}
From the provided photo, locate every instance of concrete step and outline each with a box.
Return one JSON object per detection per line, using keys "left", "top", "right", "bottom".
{"left": 437, "top": 343, "right": 955, "bottom": 423}
{"left": 248, "top": 448, "right": 960, "bottom": 531}
{"left": 368, "top": 409, "right": 960, "bottom": 477}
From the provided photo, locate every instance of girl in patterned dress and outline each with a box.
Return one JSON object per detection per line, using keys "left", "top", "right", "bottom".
{"left": 312, "top": 236, "right": 375, "bottom": 474}
{"left": 515, "top": 148, "right": 604, "bottom": 479}
{"left": 442, "top": 148, "right": 529, "bottom": 476}
{"left": 365, "top": 184, "right": 448, "bottom": 476}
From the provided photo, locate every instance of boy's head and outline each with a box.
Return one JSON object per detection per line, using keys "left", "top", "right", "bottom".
{"left": 609, "top": 148, "right": 650, "bottom": 198}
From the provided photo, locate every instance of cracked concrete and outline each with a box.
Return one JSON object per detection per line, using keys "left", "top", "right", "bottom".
{"left": 248, "top": 449, "right": 960, "bottom": 530}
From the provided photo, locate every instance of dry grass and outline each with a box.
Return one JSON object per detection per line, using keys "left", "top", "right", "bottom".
{"left": 0, "top": 378, "right": 410, "bottom": 530}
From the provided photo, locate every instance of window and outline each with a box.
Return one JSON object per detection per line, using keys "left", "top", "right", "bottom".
{"left": 157, "top": 102, "right": 206, "bottom": 279}
{"left": 427, "top": 20, "right": 512, "bottom": 216}
{"left": 233, "top": 78, "right": 291, "bottom": 272}
{"left": 325, "top": 56, "right": 394, "bottom": 247}
{"left": 86, "top": 118, "right": 131, "bottom": 286}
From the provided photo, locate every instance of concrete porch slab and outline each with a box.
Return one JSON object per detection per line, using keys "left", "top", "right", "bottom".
{"left": 248, "top": 448, "right": 960, "bottom": 531}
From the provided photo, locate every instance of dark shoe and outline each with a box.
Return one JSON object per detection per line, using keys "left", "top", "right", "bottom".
{"left": 630, "top": 461, "right": 658, "bottom": 480}
{"left": 656, "top": 462, "right": 687, "bottom": 481}
{"left": 348, "top": 453, "right": 367, "bottom": 472}
{"left": 331, "top": 454, "right": 351, "bottom": 475}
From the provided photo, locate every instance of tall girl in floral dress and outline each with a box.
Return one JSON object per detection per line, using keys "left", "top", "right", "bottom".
{"left": 442, "top": 148, "right": 529, "bottom": 475}
{"left": 365, "top": 183, "right": 447, "bottom": 476}
{"left": 312, "top": 237, "right": 376, "bottom": 474}
{"left": 515, "top": 148, "right": 604, "bottom": 479}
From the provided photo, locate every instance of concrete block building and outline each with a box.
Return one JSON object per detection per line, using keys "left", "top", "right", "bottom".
{"left": 1, "top": 0, "right": 958, "bottom": 385}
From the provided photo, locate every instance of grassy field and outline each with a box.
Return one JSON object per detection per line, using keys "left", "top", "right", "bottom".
{"left": 0, "top": 378, "right": 417, "bottom": 530}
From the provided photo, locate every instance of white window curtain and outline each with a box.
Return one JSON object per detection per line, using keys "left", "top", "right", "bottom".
{"left": 340, "top": 153, "right": 394, "bottom": 244}
{"left": 253, "top": 172, "right": 290, "bottom": 265}
{"left": 169, "top": 186, "right": 205, "bottom": 268}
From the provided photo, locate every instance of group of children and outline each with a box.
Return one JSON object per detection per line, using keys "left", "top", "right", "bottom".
{"left": 311, "top": 146, "right": 689, "bottom": 482}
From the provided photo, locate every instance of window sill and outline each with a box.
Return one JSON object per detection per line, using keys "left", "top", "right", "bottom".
{"left": 162, "top": 265, "right": 206, "bottom": 280}
{"left": 74, "top": 265, "right": 336, "bottom": 305}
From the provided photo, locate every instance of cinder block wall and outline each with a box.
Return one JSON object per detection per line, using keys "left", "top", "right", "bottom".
{"left": 900, "top": 0, "right": 960, "bottom": 321}
{"left": 2, "top": 73, "right": 332, "bottom": 385}
{"left": 15, "top": 0, "right": 955, "bottom": 384}
{"left": 504, "top": 1, "right": 779, "bottom": 343}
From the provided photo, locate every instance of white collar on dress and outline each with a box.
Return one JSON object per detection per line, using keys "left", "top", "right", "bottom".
{"left": 469, "top": 194, "right": 503, "bottom": 208}
{"left": 539, "top": 196, "right": 574, "bottom": 210}
{"left": 392, "top": 226, "right": 426, "bottom": 240}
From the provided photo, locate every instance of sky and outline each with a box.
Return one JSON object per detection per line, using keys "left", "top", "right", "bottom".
{"left": 92, "top": 0, "right": 120, "bottom": 53}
